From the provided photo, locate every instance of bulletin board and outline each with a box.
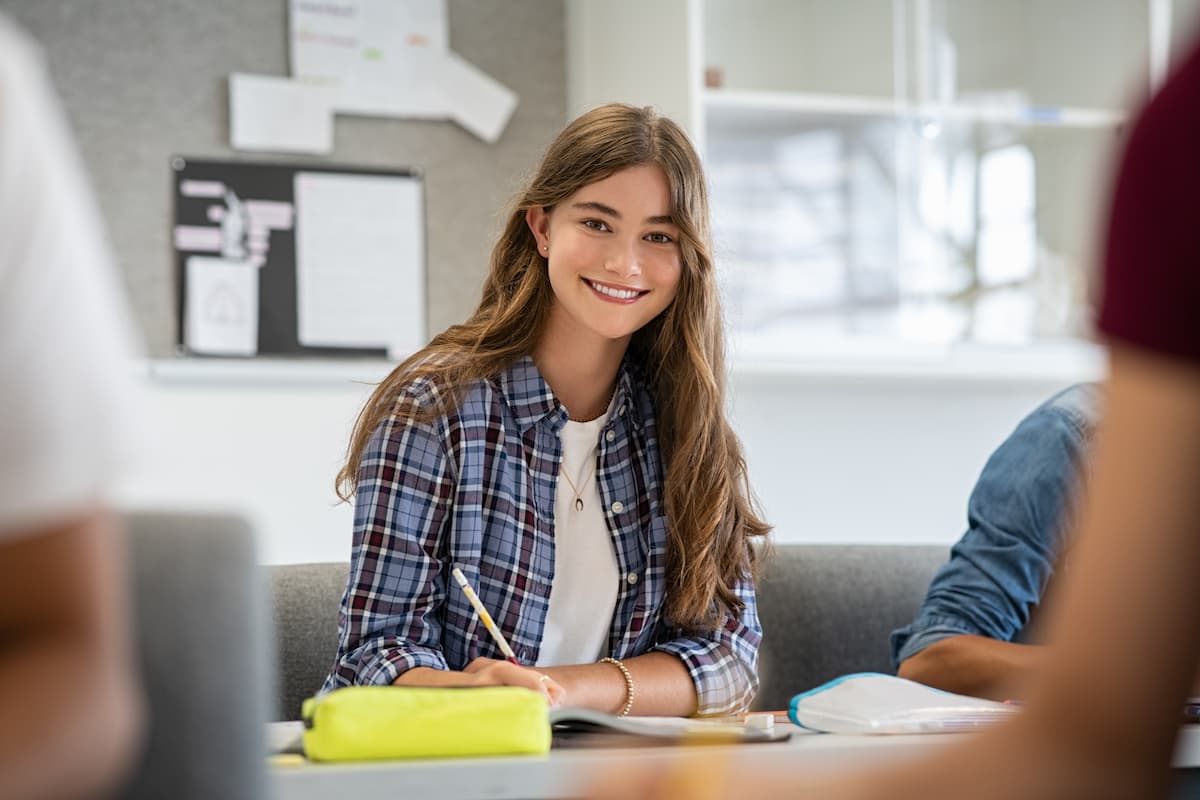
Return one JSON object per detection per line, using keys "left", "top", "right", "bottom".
{"left": 171, "top": 156, "right": 425, "bottom": 358}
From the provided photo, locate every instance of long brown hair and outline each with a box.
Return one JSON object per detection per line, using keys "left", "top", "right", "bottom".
{"left": 337, "top": 103, "right": 770, "bottom": 629}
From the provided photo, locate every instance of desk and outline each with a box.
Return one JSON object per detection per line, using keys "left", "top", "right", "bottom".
{"left": 271, "top": 725, "right": 1200, "bottom": 800}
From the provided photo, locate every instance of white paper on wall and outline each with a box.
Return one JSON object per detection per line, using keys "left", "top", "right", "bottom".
{"left": 289, "top": 0, "right": 450, "bottom": 118}
{"left": 229, "top": 73, "right": 335, "bottom": 154}
{"left": 293, "top": 171, "right": 424, "bottom": 358}
{"left": 185, "top": 257, "right": 259, "bottom": 356}
{"left": 440, "top": 51, "right": 519, "bottom": 144}
{"left": 286, "top": 0, "right": 518, "bottom": 141}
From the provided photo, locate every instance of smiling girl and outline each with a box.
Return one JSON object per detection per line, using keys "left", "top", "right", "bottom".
{"left": 323, "top": 104, "right": 770, "bottom": 717}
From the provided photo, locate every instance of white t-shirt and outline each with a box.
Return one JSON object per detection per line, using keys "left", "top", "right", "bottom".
{"left": 536, "top": 399, "right": 620, "bottom": 667}
{"left": 0, "top": 18, "right": 141, "bottom": 539}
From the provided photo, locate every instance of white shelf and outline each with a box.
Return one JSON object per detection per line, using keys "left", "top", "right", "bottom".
{"left": 704, "top": 89, "right": 1126, "bottom": 136}
{"left": 146, "top": 357, "right": 396, "bottom": 387}
{"left": 920, "top": 102, "right": 1124, "bottom": 129}
{"left": 729, "top": 339, "right": 1107, "bottom": 385}
{"left": 143, "top": 342, "right": 1103, "bottom": 389}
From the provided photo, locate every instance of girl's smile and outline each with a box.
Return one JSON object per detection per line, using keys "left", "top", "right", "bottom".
{"left": 582, "top": 277, "right": 650, "bottom": 304}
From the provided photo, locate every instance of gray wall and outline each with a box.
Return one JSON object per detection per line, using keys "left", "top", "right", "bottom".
{"left": 2, "top": 0, "right": 566, "bottom": 356}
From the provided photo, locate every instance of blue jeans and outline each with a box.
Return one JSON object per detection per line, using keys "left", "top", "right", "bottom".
{"left": 890, "top": 383, "right": 1102, "bottom": 667}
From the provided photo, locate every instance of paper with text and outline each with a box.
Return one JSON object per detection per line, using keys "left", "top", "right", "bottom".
{"left": 289, "top": 0, "right": 449, "bottom": 118}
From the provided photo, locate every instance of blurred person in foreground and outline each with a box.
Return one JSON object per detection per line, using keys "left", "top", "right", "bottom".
{"left": 588, "top": 30, "right": 1200, "bottom": 800}
{"left": 0, "top": 14, "right": 144, "bottom": 800}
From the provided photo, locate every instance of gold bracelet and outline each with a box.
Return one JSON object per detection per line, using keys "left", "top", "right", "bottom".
{"left": 600, "top": 656, "right": 635, "bottom": 717}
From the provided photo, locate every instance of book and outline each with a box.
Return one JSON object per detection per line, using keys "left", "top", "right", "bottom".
{"left": 788, "top": 673, "right": 1020, "bottom": 734}
{"left": 550, "top": 707, "right": 791, "bottom": 747}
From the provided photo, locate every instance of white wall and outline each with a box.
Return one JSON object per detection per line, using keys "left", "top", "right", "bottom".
{"left": 117, "top": 350, "right": 1102, "bottom": 565}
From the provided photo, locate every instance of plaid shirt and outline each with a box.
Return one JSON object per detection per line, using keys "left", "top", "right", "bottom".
{"left": 323, "top": 355, "right": 761, "bottom": 714}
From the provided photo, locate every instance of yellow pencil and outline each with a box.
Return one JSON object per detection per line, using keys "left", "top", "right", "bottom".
{"left": 451, "top": 567, "right": 521, "bottom": 665}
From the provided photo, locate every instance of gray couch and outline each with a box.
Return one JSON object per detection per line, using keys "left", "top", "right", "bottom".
{"left": 268, "top": 544, "right": 948, "bottom": 720}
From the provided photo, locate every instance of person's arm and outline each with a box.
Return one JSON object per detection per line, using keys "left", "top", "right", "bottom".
{"left": 393, "top": 661, "right": 566, "bottom": 705}
{"left": 639, "top": 568, "right": 761, "bottom": 717}
{"left": 326, "top": 389, "right": 564, "bottom": 704}
{"left": 0, "top": 509, "right": 143, "bottom": 800}
{"left": 325, "top": 390, "right": 462, "bottom": 687}
{"left": 891, "top": 386, "right": 1096, "bottom": 696}
{"left": 987, "top": 347, "right": 1200, "bottom": 795}
{"left": 540, "top": 652, "right": 697, "bottom": 716}
{"left": 490, "top": 565, "right": 760, "bottom": 717}
{"left": 897, "top": 634, "right": 1043, "bottom": 701}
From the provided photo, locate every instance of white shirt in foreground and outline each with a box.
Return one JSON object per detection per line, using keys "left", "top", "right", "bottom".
{"left": 0, "top": 18, "right": 142, "bottom": 538}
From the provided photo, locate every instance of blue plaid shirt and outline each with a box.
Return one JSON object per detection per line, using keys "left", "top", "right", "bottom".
{"left": 323, "top": 356, "right": 761, "bottom": 714}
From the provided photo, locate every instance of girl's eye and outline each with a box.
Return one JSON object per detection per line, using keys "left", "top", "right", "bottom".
{"left": 646, "top": 232, "right": 674, "bottom": 244}
{"left": 582, "top": 219, "right": 610, "bottom": 232}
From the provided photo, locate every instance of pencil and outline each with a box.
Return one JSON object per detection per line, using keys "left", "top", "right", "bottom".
{"left": 450, "top": 567, "right": 521, "bottom": 665}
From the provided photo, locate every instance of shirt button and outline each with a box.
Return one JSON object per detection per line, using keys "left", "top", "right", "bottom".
{"left": 605, "top": 429, "right": 616, "bottom": 443}
{"left": 610, "top": 501, "right": 624, "bottom": 514}
{"left": 626, "top": 572, "right": 639, "bottom": 585}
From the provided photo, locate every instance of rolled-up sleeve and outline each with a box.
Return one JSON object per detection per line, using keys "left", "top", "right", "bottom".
{"left": 323, "top": 390, "right": 456, "bottom": 691}
{"left": 890, "top": 389, "right": 1095, "bottom": 667}
{"left": 652, "top": 571, "right": 761, "bottom": 716}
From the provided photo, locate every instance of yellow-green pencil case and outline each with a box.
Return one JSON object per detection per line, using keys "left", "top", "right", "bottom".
{"left": 301, "top": 685, "right": 551, "bottom": 762}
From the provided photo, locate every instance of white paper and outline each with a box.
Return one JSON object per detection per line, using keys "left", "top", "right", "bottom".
{"left": 289, "top": 0, "right": 449, "bottom": 118}
{"left": 266, "top": 721, "right": 305, "bottom": 755}
{"left": 440, "top": 51, "right": 518, "bottom": 143}
{"left": 185, "top": 257, "right": 259, "bottom": 356}
{"left": 293, "top": 172, "right": 424, "bottom": 357}
{"left": 229, "top": 73, "right": 334, "bottom": 154}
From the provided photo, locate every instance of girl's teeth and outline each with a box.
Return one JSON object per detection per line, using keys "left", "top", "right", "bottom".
{"left": 589, "top": 280, "right": 639, "bottom": 299}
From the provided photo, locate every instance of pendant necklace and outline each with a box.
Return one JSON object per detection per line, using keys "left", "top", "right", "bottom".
{"left": 560, "top": 385, "right": 615, "bottom": 511}
{"left": 560, "top": 458, "right": 595, "bottom": 512}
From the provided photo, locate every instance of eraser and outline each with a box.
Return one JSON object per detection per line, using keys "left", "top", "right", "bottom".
{"left": 745, "top": 713, "right": 775, "bottom": 731}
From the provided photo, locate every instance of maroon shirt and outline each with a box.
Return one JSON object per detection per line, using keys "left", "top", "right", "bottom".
{"left": 1098, "top": 40, "right": 1200, "bottom": 364}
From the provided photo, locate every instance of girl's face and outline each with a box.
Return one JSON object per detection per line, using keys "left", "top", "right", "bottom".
{"left": 526, "top": 164, "right": 683, "bottom": 348}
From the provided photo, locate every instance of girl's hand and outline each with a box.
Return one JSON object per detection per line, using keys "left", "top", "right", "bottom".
{"left": 463, "top": 657, "right": 566, "bottom": 707}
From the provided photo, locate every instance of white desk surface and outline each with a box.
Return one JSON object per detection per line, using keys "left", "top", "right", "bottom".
{"left": 271, "top": 724, "right": 1200, "bottom": 800}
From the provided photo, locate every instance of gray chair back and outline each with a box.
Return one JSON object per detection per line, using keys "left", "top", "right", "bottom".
{"left": 268, "top": 562, "right": 348, "bottom": 720}
{"left": 752, "top": 544, "right": 947, "bottom": 711}
{"left": 118, "top": 512, "right": 268, "bottom": 800}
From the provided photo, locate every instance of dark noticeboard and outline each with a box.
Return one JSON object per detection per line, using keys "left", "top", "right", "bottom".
{"left": 171, "top": 157, "right": 425, "bottom": 359}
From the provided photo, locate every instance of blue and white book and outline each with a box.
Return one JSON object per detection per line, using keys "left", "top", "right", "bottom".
{"left": 789, "top": 673, "right": 1020, "bottom": 734}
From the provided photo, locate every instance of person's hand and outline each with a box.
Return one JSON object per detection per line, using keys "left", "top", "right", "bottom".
{"left": 463, "top": 657, "right": 566, "bottom": 707}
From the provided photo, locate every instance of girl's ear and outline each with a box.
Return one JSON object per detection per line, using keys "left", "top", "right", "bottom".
{"left": 525, "top": 206, "right": 550, "bottom": 254}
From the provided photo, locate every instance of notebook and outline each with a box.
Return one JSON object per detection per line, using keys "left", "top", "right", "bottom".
{"left": 788, "top": 673, "right": 1020, "bottom": 734}
{"left": 550, "top": 707, "right": 791, "bottom": 746}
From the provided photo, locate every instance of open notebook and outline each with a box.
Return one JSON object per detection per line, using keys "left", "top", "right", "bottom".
{"left": 789, "top": 673, "right": 1020, "bottom": 734}
{"left": 550, "top": 707, "right": 791, "bottom": 746}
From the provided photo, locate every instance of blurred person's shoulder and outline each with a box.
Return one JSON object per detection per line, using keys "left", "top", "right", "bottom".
{"left": 1098, "top": 37, "right": 1200, "bottom": 364}
{"left": 0, "top": 11, "right": 147, "bottom": 540}
{"left": 0, "top": 14, "right": 47, "bottom": 92}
